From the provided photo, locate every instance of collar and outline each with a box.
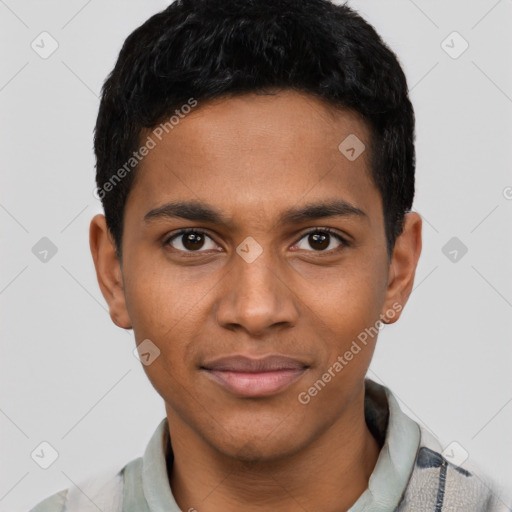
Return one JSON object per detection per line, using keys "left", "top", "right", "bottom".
{"left": 348, "top": 379, "right": 420, "bottom": 511}
{"left": 132, "top": 378, "right": 420, "bottom": 511}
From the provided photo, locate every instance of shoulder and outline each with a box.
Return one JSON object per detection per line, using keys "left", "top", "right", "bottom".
{"left": 398, "top": 426, "right": 512, "bottom": 511}
{"left": 28, "top": 463, "right": 127, "bottom": 512}
{"left": 28, "top": 489, "right": 67, "bottom": 512}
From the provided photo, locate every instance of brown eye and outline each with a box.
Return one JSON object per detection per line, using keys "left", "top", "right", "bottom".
{"left": 308, "top": 232, "right": 330, "bottom": 250}
{"left": 295, "top": 229, "right": 347, "bottom": 252}
{"left": 166, "top": 230, "right": 218, "bottom": 252}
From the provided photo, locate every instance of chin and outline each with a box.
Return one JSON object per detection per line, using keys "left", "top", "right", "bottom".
{"left": 207, "top": 426, "right": 308, "bottom": 464}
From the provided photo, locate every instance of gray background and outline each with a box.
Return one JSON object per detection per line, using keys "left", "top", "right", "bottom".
{"left": 1, "top": 1, "right": 511, "bottom": 510}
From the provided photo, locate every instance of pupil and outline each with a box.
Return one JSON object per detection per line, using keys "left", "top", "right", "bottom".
{"left": 183, "top": 232, "right": 204, "bottom": 250}
{"left": 309, "top": 232, "right": 329, "bottom": 250}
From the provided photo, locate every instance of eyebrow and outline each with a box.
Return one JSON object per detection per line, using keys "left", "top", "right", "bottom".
{"left": 143, "top": 199, "right": 367, "bottom": 227}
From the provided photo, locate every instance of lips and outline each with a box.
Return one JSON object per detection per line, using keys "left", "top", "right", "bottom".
{"left": 201, "top": 355, "right": 309, "bottom": 397}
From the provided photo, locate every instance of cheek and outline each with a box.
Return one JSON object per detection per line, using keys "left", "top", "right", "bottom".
{"left": 305, "top": 261, "right": 388, "bottom": 362}
{"left": 308, "top": 262, "right": 385, "bottom": 322}
{"left": 124, "top": 268, "right": 197, "bottom": 407}
{"left": 123, "top": 253, "right": 208, "bottom": 337}
{"left": 122, "top": 258, "right": 213, "bottom": 380}
{"left": 298, "top": 280, "right": 381, "bottom": 412}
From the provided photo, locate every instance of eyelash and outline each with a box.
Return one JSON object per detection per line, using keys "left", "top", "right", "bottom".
{"left": 163, "top": 227, "right": 350, "bottom": 255}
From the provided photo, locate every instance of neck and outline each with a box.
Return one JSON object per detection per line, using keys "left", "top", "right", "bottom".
{"left": 166, "top": 388, "right": 381, "bottom": 512}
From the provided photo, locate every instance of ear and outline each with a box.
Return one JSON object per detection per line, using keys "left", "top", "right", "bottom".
{"left": 89, "top": 214, "right": 132, "bottom": 329}
{"left": 380, "top": 212, "right": 422, "bottom": 324}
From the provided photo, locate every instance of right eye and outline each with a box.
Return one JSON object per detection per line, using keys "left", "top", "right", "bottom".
{"left": 164, "top": 229, "right": 220, "bottom": 253}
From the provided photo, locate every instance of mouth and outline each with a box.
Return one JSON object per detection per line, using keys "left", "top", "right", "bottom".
{"left": 200, "top": 355, "right": 310, "bottom": 398}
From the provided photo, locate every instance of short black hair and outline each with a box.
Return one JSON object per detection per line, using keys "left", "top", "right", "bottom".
{"left": 94, "top": 0, "right": 415, "bottom": 260}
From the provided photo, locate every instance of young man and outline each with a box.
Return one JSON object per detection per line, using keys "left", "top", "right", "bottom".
{"left": 30, "top": 0, "right": 510, "bottom": 511}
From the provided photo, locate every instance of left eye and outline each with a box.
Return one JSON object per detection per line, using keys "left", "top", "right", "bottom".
{"left": 294, "top": 229, "right": 347, "bottom": 252}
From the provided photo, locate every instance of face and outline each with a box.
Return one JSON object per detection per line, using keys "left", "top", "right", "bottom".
{"left": 90, "top": 90, "right": 421, "bottom": 462}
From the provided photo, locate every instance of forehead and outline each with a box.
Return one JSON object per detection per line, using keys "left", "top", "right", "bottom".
{"left": 125, "top": 90, "right": 381, "bottom": 227}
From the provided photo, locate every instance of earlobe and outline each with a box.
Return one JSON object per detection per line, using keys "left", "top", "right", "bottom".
{"left": 380, "top": 212, "right": 422, "bottom": 324}
{"left": 89, "top": 214, "right": 132, "bottom": 330}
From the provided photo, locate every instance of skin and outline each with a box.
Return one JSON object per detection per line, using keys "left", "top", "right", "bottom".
{"left": 90, "top": 90, "right": 422, "bottom": 512}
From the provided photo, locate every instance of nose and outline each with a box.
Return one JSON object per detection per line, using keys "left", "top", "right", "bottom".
{"left": 215, "top": 247, "right": 299, "bottom": 337}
